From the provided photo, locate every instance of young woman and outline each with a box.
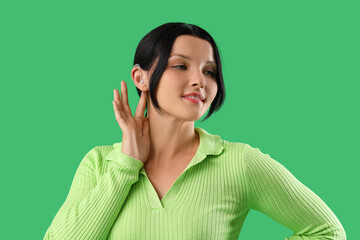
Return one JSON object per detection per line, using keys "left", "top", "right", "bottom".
{"left": 44, "top": 22, "right": 346, "bottom": 240}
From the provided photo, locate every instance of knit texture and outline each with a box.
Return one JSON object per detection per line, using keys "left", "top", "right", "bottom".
{"left": 43, "top": 127, "right": 346, "bottom": 240}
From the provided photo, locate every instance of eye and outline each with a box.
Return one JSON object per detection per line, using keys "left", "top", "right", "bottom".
{"left": 173, "top": 65, "right": 187, "bottom": 70}
{"left": 205, "top": 70, "right": 216, "bottom": 78}
{"left": 173, "top": 65, "right": 216, "bottom": 78}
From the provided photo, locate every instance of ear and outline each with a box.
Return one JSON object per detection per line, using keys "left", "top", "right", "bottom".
{"left": 131, "top": 65, "right": 149, "bottom": 92}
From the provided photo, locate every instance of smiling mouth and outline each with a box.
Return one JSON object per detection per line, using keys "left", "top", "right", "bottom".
{"left": 183, "top": 96, "right": 203, "bottom": 103}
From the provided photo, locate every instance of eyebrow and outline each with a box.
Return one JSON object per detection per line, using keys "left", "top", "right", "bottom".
{"left": 169, "top": 54, "right": 217, "bottom": 66}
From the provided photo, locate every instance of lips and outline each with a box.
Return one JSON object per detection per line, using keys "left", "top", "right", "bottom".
{"left": 183, "top": 96, "right": 202, "bottom": 103}
{"left": 183, "top": 92, "right": 204, "bottom": 101}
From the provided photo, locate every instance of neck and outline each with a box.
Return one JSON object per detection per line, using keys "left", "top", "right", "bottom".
{"left": 146, "top": 108, "right": 199, "bottom": 166}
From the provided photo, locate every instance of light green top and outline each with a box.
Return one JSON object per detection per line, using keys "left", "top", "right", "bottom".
{"left": 43, "top": 127, "right": 346, "bottom": 240}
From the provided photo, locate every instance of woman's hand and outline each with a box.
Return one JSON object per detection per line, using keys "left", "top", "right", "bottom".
{"left": 113, "top": 81, "right": 150, "bottom": 164}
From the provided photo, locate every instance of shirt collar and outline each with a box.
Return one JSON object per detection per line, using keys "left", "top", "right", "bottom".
{"left": 195, "top": 127, "right": 224, "bottom": 156}
{"left": 105, "top": 127, "right": 224, "bottom": 166}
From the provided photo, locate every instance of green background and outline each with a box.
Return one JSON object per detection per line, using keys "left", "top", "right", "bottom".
{"left": 1, "top": 0, "right": 358, "bottom": 239}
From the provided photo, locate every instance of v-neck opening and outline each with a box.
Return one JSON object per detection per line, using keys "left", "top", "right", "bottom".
{"left": 105, "top": 127, "right": 224, "bottom": 209}
{"left": 139, "top": 128, "right": 206, "bottom": 209}
{"left": 140, "top": 149, "right": 206, "bottom": 209}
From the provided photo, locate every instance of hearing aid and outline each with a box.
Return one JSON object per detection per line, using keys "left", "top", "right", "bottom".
{"left": 134, "top": 64, "right": 144, "bottom": 84}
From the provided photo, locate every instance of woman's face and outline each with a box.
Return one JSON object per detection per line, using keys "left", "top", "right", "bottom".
{"left": 151, "top": 35, "right": 218, "bottom": 121}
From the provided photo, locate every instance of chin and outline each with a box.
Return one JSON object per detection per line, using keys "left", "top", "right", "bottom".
{"left": 182, "top": 113, "right": 204, "bottom": 121}
{"left": 167, "top": 112, "right": 200, "bottom": 122}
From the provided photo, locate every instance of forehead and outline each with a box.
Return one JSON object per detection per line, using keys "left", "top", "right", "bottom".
{"left": 170, "top": 35, "right": 215, "bottom": 61}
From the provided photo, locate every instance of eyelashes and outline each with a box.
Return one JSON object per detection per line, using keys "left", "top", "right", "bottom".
{"left": 172, "top": 65, "right": 216, "bottom": 78}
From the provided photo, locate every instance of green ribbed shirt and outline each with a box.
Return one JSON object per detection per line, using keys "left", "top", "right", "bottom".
{"left": 43, "top": 127, "right": 346, "bottom": 240}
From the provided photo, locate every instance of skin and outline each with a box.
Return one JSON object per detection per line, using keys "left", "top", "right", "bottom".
{"left": 120, "top": 35, "right": 218, "bottom": 168}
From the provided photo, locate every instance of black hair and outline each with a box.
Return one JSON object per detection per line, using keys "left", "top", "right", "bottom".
{"left": 133, "top": 22, "right": 225, "bottom": 122}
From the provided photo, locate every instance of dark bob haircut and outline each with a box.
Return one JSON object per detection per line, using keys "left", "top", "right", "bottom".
{"left": 133, "top": 22, "right": 225, "bottom": 122}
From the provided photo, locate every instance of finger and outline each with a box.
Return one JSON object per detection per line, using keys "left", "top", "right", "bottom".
{"left": 113, "top": 100, "right": 127, "bottom": 128}
{"left": 135, "top": 91, "right": 148, "bottom": 119}
{"left": 113, "top": 89, "right": 127, "bottom": 123}
{"left": 114, "top": 88, "right": 122, "bottom": 111}
{"left": 115, "top": 84, "right": 131, "bottom": 122}
{"left": 120, "top": 81, "right": 132, "bottom": 117}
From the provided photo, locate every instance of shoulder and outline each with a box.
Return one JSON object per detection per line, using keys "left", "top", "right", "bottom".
{"left": 81, "top": 144, "right": 114, "bottom": 161}
{"left": 203, "top": 128, "right": 272, "bottom": 164}
{"left": 220, "top": 139, "right": 247, "bottom": 153}
{"left": 220, "top": 139, "right": 267, "bottom": 155}
{"left": 240, "top": 143, "right": 292, "bottom": 182}
{"left": 79, "top": 144, "right": 117, "bottom": 174}
{"left": 215, "top": 139, "right": 250, "bottom": 166}
{"left": 218, "top": 139, "right": 278, "bottom": 167}
{"left": 241, "top": 142, "right": 279, "bottom": 165}
{"left": 93, "top": 144, "right": 116, "bottom": 159}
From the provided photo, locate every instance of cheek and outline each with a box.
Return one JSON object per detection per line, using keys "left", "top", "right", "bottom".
{"left": 208, "top": 82, "right": 218, "bottom": 101}
{"left": 156, "top": 75, "right": 183, "bottom": 100}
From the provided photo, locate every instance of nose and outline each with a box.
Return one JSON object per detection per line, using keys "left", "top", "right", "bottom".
{"left": 191, "top": 69, "right": 206, "bottom": 88}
